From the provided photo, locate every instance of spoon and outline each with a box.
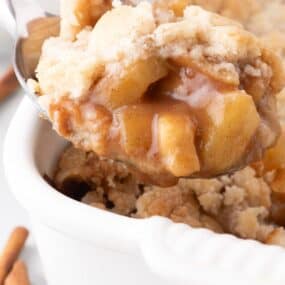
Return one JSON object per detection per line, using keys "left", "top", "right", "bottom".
{"left": 3, "top": 0, "right": 248, "bottom": 181}
{"left": 4, "top": 0, "right": 60, "bottom": 113}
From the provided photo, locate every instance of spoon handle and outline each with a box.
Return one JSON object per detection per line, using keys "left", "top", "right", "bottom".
{"left": 6, "top": 0, "right": 46, "bottom": 37}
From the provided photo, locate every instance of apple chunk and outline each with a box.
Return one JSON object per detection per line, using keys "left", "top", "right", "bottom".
{"left": 153, "top": 0, "right": 192, "bottom": 17}
{"left": 116, "top": 105, "right": 154, "bottom": 156}
{"left": 262, "top": 131, "right": 285, "bottom": 171}
{"left": 200, "top": 91, "right": 260, "bottom": 174}
{"left": 157, "top": 113, "right": 200, "bottom": 176}
{"left": 93, "top": 58, "right": 168, "bottom": 109}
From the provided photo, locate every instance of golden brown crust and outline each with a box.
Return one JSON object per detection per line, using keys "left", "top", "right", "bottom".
{"left": 55, "top": 146, "right": 140, "bottom": 215}
{"left": 154, "top": 6, "right": 284, "bottom": 93}
{"left": 152, "top": 0, "right": 260, "bottom": 23}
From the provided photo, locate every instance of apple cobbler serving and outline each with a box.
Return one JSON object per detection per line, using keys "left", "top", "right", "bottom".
{"left": 29, "top": 0, "right": 284, "bottom": 186}
{"left": 43, "top": 0, "right": 285, "bottom": 249}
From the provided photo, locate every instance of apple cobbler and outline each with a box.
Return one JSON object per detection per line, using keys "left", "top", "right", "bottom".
{"left": 30, "top": 0, "right": 284, "bottom": 186}
{"left": 47, "top": 0, "right": 285, "bottom": 249}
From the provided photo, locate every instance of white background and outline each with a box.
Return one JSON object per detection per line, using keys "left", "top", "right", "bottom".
{"left": 0, "top": 26, "right": 46, "bottom": 285}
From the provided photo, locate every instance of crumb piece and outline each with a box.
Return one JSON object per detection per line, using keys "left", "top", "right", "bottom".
{"left": 230, "top": 207, "right": 273, "bottom": 241}
{"left": 223, "top": 185, "right": 245, "bottom": 207}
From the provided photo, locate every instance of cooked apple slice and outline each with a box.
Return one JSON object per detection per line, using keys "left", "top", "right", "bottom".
{"left": 157, "top": 112, "right": 200, "bottom": 176}
{"left": 93, "top": 57, "right": 168, "bottom": 109}
{"left": 200, "top": 91, "right": 260, "bottom": 174}
{"left": 153, "top": 0, "right": 192, "bottom": 17}
{"left": 262, "top": 131, "right": 285, "bottom": 171}
{"left": 270, "top": 169, "right": 285, "bottom": 194}
{"left": 87, "top": 3, "right": 162, "bottom": 110}
{"left": 170, "top": 0, "right": 192, "bottom": 16}
{"left": 116, "top": 105, "right": 153, "bottom": 155}
{"left": 60, "top": 0, "right": 112, "bottom": 41}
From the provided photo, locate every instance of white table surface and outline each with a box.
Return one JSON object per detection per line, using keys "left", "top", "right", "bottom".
{"left": 0, "top": 27, "right": 46, "bottom": 285}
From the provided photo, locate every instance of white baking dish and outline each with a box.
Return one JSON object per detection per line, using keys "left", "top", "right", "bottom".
{"left": 4, "top": 98, "right": 285, "bottom": 285}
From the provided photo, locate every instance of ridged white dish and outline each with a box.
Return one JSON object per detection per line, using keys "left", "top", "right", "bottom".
{"left": 4, "top": 98, "right": 285, "bottom": 285}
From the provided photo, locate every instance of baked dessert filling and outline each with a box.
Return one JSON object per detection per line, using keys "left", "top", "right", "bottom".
{"left": 30, "top": 0, "right": 284, "bottom": 186}
{"left": 53, "top": 82, "right": 285, "bottom": 247}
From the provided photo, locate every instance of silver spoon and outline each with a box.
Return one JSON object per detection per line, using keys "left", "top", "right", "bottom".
{"left": 4, "top": 0, "right": 60, "bottom": 113}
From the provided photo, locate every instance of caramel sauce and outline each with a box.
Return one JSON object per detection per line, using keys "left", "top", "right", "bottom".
{"left": 102, "top": 67, "right": 234, "bottom": 182}
{"left": 50, "top": 98, "right": 80, "bottom": 136}
{"left": 49, "top": 65, "right": 264, "bottom": 186}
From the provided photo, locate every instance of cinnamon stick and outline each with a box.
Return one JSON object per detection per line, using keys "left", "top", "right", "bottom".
{"left": 4, "top": 261, "right": 30, "bottom": 285}
{"left": 0, "top": 66, "right": 19, "bottom": 101}
{"left": 0, "top": 227, "right": 29, "bottom": 285}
